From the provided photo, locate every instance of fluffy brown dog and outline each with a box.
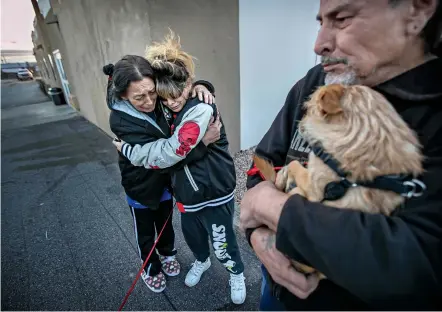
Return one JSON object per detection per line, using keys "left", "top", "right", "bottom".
{"left": 254, "top": 84, "right": 425, "bottom": 278}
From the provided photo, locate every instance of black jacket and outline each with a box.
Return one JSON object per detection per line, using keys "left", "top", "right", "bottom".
{"left": 168, "top": 97, "right": 236, "bottom": 212}
{"left": 108, "top": 80, "right": 214, "bottom": 209}
{"left": 121, "top": 96, "right": 236, "bottom": 212}
{"left": 246, "top": 59, "right": 442, "bottom": 310}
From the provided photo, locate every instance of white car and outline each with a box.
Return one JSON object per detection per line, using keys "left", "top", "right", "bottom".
{"left": 17, "top": 69, "right": 33, "bottom": 81}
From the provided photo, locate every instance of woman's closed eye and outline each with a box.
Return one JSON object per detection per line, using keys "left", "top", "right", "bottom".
{"left": 133, "top": 94, "right": 145, "bottom": 101}
{"left": 161, "top": 96, "right": 180, "bottom": 104}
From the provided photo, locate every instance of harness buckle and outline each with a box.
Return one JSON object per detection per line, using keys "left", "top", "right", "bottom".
{"left": 401, "top": 179, "right": 426, "bottom": 198}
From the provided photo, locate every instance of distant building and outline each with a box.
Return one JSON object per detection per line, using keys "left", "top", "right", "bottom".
{"left": 1, "top": 50, "right": 36, "bottom": 64}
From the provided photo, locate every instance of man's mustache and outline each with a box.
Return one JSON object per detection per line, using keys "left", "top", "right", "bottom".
{"left": 321, "top": 56, "right": 349, "bottom": 66}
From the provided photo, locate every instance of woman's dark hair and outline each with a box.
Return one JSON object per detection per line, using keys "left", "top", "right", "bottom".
{"left": 103, "top": 55, "right": 155, "bottom": 100}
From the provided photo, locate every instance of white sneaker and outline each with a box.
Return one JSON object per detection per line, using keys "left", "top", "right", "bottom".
{"left": 185, "top": 258, "right": 211, "bottom": 287}
{"left": 230, "top": 273, "right": 246, "bottom": 304}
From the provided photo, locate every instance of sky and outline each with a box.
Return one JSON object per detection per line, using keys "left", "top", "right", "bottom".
{"left": 1, "top": 0, "right": 36, "bottom": 50}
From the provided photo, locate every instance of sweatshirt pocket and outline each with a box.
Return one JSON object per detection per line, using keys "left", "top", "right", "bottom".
{"left": 184, "top": 165, "right": 199, "bottom": 191}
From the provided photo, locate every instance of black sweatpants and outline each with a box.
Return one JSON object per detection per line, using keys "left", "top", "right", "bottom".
{"left": 181, "top": 199, "right": 244, "bottom": 274}
{"left": 129, "top": 199, "right": 176, "bottom": 276}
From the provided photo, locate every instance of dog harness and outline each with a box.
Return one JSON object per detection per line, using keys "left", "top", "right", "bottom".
{"left": 311, "top": 144, "right": 427, "bottom": 201}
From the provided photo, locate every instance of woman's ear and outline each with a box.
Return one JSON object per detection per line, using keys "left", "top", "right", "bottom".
{"left": 186, "top": 78, "right": 193, "bottom": 89}
{"left": 184, "top": 80, "right": 193, "bottom": 98}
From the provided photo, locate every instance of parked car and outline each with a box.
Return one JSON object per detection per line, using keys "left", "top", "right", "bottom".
{"left": 17, "top": 69, "right": 33, "bottom": 81}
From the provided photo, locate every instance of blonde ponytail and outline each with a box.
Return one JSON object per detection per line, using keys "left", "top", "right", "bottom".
{"left": 145, "top": 29, "right": 195, "bottom": 78}
{"left": 145, "top": 29, "right": 196, "bottom": 99}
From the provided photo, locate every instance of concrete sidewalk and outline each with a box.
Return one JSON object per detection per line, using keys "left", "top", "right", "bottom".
{"left": 1, "top": 81, "right": 262, "bottom": 311}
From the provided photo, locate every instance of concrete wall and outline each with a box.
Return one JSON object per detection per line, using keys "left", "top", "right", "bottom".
{"left": 51, "top": 0, "right": 155, "bottom": 134}
{"left": 239, "top": 0, "right": 320, "bottom": 149}
{"left": 50, "top": 0, "right": 241, "bottom": 152}
{"left": 32, "top": 17, "right": 61, "bottom": 89}
{"left": 146, "top": 0, "right": 240, "bottom": 152}
{"left": 43, "top": 9, "right": 80, "bottom": 110}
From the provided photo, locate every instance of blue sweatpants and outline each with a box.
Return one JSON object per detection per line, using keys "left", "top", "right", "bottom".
{"left": 259, "top": 265, "right": 286, "bottom": 311}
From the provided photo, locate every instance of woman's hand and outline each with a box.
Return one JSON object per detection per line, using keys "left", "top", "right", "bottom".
{"left": 112, "top": 138, "right": 126, "bottom": 152}
{"left": 202, "top": 113, "right": 222, "bottom": 146}
{"left": 192, "top": 84, "right": 216, "bottom": 104}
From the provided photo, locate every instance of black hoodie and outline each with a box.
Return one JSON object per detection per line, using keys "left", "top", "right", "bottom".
{"left": 246, "top": 58, "right": 442, "bottom": 310}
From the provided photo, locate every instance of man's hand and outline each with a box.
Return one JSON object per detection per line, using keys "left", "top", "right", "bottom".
{"left": 240, "top": 181, "right": 289, "bottom": 232}
{"left": 192, "top": 84, "right": 215, "bottom": 104}
{"left": 112, "top": 138, "right": 126, "bottom": 152}
{"left": 202, "top": 113, "right": 222, "bottom": 146}
{"left": 251, "top": 227, "right": 320, "bottom": 299}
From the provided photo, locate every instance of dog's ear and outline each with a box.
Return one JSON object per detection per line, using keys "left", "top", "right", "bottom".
{"left": 318, "top": 84, "right": 345, "bottom": 115}
{"left": 253, "top": 155, "right": 276, "bottom": 183}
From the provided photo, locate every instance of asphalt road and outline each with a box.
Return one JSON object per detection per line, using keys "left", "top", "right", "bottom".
{"left": 1, "top": 80, "right": 262, "bottom": 311}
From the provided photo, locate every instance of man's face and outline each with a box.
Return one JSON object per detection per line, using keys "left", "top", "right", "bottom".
{"left": 315, "top": 0, "right": 420, "bottom": 86}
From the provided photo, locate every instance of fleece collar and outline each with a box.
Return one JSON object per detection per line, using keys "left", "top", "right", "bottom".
{"left": 109, "top": 96, "right": 164, "bottom": 134}
{"left": 375, "top": 57, "right": 442, "bottom": 101}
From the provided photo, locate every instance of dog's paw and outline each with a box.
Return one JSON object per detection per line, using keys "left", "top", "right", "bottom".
{"left": 276, "top": 160, "right": 308, "bottom": 194}
{"left": 275, "top": 165, "right": 289, "bottom": 191}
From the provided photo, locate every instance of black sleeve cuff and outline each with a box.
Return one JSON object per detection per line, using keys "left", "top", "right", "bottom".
{"left": 245, "top": 227, "right": 257, "bottom": 247}
{"left": 189, "top": 142, "right": 209, "bottom": 160}
{"left": 193, "top": 80, "right": 215, "bottom": 96}
{"left": 245, "top": 225, "right": 270, "bottom": 248}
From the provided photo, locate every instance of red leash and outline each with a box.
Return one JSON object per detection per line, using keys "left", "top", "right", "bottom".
{"left": 118, "top": 208, "right": 174, "bottom": 311}
{"left": 246, "top": 163, "right": 283, "bottom": 180}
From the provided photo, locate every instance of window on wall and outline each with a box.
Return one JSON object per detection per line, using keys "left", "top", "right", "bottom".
{"left": 47, "top": 54, "right": 57, "bottom": 81}
{"left": 54, "top": 52, "right": 67, "bottom": 80}
{"left": 42, "top": 58, "right": 51, "bottom": 80}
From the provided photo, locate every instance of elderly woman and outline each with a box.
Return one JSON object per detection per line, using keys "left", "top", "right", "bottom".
{"left": 103, "top": 55, "right": 219, "bottom": 293}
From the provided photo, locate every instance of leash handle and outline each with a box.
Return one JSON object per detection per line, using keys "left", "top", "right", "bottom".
{"left": 118, "top": 208, "right": 174, "bottom": 311}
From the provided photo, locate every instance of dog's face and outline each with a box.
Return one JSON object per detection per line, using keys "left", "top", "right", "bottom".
{"left": 300, "top": 83, "right": 423, "bottom": 180}
{"left": 303, "top": 84, "right": 346, "bottom": 124}
{"left": 301, "top": 84, "right": 403, "bottom": 135}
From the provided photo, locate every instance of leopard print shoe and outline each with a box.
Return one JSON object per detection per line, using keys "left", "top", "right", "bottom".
{"left": 141, "top": 271, "right": 166, "bottom": 293}
{"left": 159, "top": 255, "right": 181, "bottom": 277}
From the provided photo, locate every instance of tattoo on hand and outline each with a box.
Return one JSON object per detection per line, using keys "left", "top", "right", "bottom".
{"left": 263, "top": 233, "right": 276, "bottom": 251}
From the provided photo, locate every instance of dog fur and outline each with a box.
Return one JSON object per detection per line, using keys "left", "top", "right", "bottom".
{"left": 254, "top": 84, "right": 424, "bottom": 279}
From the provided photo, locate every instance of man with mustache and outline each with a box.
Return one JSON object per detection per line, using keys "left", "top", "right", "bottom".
{"left": 240, "top": 0, "right": 442, "bottom": 310}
